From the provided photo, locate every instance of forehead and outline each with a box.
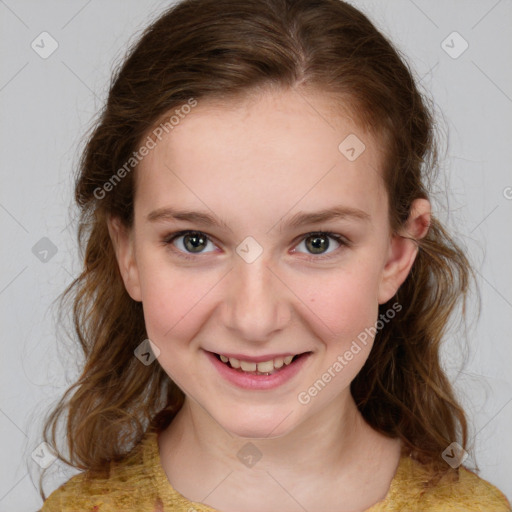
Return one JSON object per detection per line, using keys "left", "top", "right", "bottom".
{"left": 135, "top": 88, "right": 388, "bottom": 228}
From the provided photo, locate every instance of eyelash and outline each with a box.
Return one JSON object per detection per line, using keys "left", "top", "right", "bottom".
{"left": 161, "top": 230, "right": 351, "bottom": 262}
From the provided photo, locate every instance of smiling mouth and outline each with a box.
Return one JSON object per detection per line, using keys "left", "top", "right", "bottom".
{"left": 212, "top": 352, "right": 310, "bottom": 375}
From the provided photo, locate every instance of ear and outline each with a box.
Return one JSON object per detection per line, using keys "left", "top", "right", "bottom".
{"left": 377, "top": 198, "right": 431, "bottom": 304}
{"left": 107, "top": 215, "right": 142, "bottom": 302}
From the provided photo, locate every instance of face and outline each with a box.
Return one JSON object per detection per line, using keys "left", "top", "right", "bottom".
{"left": 109, "top": 87, "right": 428, "bottom": 439}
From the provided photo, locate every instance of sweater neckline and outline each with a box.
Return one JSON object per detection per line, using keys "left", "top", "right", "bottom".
{"left": 143, "top": 428, "right": 409, "bottom": 511}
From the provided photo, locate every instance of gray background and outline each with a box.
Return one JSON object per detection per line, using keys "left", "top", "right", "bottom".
{"left": 0, "top": 0, "right": 511, "bottom": 509}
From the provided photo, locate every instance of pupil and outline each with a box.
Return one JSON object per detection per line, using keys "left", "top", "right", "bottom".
{"left": 307, "top": 234, "right": 328, "bottom": 254}
{"left": 185, "top": 232, "right": 206, "bottom": 253}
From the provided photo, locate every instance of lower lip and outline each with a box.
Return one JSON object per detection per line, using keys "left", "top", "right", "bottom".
{"left": 206, "top": 351, "right": 311, "bottom": 390}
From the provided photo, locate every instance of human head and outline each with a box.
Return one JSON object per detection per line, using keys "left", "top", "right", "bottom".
{"left": 41, "top": 0, "right": 470, "bottom": 490}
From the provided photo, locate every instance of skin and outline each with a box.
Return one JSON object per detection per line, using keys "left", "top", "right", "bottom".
{"left": 108, "top": 87, "right": 431, "bottom": 512}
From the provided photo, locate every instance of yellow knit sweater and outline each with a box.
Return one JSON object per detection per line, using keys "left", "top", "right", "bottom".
{"left": 40, "top": 429, "right": 511, "bottom": 512}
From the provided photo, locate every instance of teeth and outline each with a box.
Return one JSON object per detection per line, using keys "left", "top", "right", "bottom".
{"left": 273, "top": 357, "right": 284, "bottom": 368}
{"left": 240, "top": 360, "right": 257, "bottom": 372}
{"left": 218, "top": 353, "right": 299, "bottom": 373}
{"left": 256, "top": 360, "right": 274, "bottom": 373}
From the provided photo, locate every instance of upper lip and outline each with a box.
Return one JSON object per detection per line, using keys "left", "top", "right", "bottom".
{"left": 207, "top": 350, "right": 309, "bottom": 363}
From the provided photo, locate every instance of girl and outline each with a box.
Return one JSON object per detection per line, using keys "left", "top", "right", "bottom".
{"left": 38, "top": 0, "right": 511, "bottom": 510}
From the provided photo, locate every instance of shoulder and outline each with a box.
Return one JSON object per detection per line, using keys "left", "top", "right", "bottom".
{"left": 40, "top": 472, "right": 102, "bottom": 512}
{"left": 40, "top": 431, "right": 165, "bottom": 512}
{"left": 440, "top": 465, "right": 511, "bottom": 511}
{"left": 373, "top": 455, "right": 511, "bottom": 512}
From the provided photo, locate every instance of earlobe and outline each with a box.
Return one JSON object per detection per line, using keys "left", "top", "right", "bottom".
{"left": 377, "top": 198, "right": 431, "bottom": 304}
{"left": 107, "top": 215, "right": 142, "bottom": 302}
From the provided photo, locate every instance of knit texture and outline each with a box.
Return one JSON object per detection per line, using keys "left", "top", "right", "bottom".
{"left": 40, "top": 429, "right": 511, "bottom": 512}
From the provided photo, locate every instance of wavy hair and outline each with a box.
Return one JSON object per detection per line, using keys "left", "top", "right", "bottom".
{"left": 39, "top": 0, "right": 475, "bottom": 500}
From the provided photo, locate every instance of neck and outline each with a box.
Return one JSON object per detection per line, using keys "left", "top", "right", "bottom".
{"left": 161, "top": 390, "right": 377, "bottom": 480}
{"left": 158, "top": 391, "right": 402, "bottom": 511}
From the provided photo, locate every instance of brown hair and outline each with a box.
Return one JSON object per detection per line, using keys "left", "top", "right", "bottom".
{"left": 38, "top": 0, "right": 475, "bottom": 500}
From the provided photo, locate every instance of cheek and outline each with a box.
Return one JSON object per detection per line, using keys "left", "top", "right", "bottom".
{"left": 293, "top": 265, "right": 381, "bottom": 344}
{"left": 136, "top": 254, "right": 211, "bottom": 348}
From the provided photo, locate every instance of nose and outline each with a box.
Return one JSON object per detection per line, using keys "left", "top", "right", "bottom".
{"left": 220, "top": 254, "right": 291, "bottom": 342}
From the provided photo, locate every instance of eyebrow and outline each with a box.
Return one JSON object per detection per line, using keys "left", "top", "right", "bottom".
{"left": 284, "top": 206, "right": 371, "bottom": 228}
{"left": 147, "top": 205, "right": 371, "bottom": 230}
{"left": 147, "top": 207, "right": 231, "bottom": 229}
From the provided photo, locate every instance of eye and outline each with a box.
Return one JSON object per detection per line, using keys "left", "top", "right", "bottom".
{"left": 292, "top": 231, "right": 349, "bottom": 260}
{"left": 162, "top": 230, "right": 217, "bottom": 259}
{"left": 162, "top": 230, "right": 350, "bottom": 261}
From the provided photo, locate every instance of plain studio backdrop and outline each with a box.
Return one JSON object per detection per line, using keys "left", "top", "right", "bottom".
{"left": 0, "top": 0, "right": 511, "bottom": 509}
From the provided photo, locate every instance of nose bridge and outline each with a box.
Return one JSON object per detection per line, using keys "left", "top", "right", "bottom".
{"left": 223, "top": 253, "right": 289, "bottom": 339}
